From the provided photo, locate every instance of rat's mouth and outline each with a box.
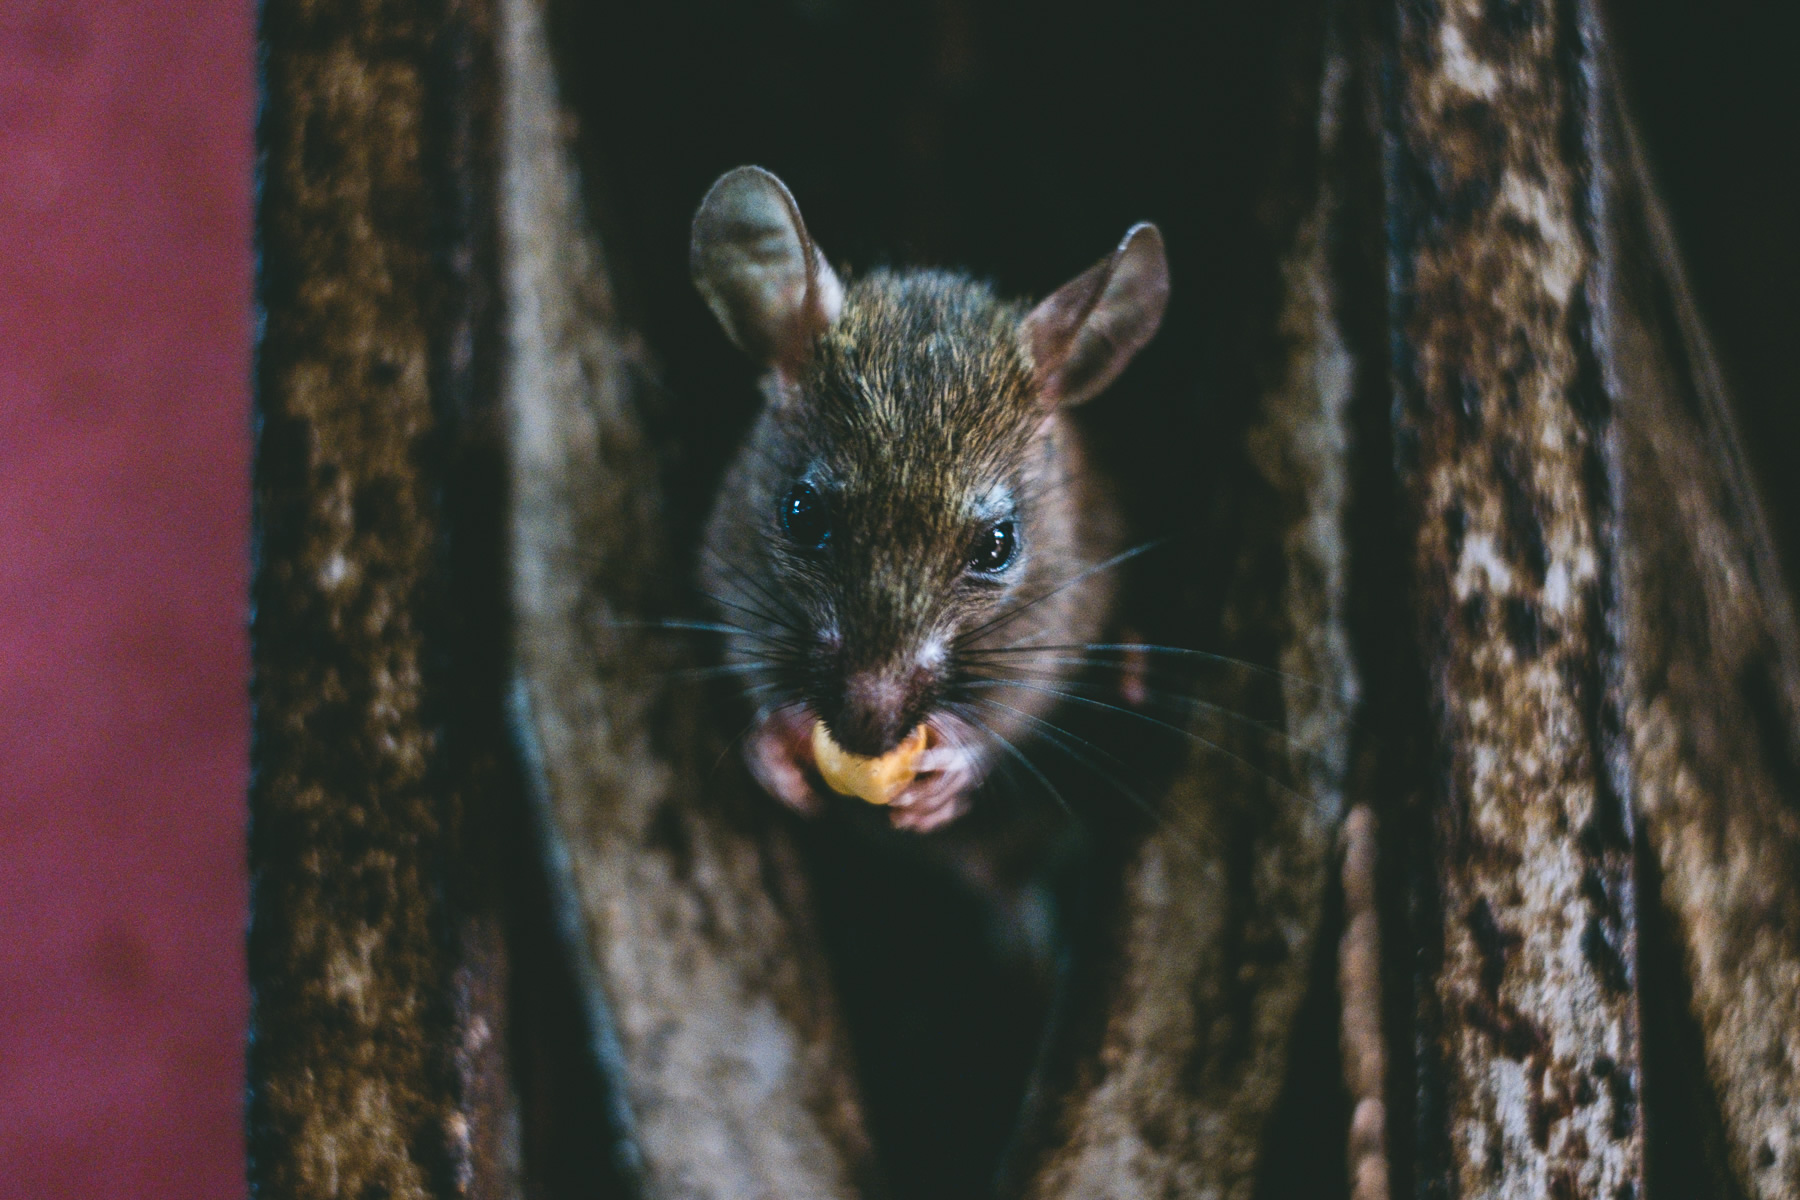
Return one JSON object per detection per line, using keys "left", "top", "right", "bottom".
{"left": 746, "top": 706, "right": 983, "bottom": 833}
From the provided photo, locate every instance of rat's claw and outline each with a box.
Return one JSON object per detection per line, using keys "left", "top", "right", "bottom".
{"left": 887, "top": 782, "right": 968, "bottom": 832}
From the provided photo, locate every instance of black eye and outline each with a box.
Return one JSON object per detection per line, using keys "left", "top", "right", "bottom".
{"left": 968, "top": 520, "right": 1018, "bottom": 573}
{"left": 780, "top": 482, "right": 832, "bottom": 552}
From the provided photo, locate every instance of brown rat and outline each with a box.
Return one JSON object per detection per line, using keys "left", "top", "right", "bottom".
{"left": 690, "top": 165, "right": 1168, "bottom": 833}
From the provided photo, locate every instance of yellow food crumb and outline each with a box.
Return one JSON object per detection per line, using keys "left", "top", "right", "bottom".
{"left": 811, "top": 721, "right": 929, "bottom": 805}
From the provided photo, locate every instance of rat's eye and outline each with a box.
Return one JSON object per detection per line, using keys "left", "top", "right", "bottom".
{"left": 780, "top": 483, "right": 832, "bottom": 552}
{"left": 968, "top": 520, "right": 1018, "bottom": 573}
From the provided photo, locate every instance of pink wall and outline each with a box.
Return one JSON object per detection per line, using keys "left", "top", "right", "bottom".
{"left": 0, "top": 2, "right": 251, "bottom": 1196}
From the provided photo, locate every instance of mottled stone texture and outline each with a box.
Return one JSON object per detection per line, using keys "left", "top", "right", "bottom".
{"left": 1600, "top": 59, "right": 1800, "bottom": 1200}
{"left": 250, "top": 0, "right": 518, "bottom": 1196}
{"left": 1384, "top": 0, "right": 1645, "bottom": 1195}
{"left": 1373, "top": 0, "right": 1800, "bottom": 1196}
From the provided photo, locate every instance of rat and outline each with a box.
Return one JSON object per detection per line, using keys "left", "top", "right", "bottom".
{"left": 690, "top": 165, "right": 1168, "bottom": 833}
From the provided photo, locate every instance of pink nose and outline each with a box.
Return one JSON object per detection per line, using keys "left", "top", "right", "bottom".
{"left": 845, "top": 670, "right": 906, "bottom": 715}
{"left": 829, "top": 663, "right": 937, "bottom": 756}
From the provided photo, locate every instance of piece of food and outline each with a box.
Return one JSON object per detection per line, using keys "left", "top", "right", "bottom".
{"left": 810, "top": 721, "right": 930, "bottom": 806}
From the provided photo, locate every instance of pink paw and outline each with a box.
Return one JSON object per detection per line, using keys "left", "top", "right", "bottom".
{"left": 743, "top": 708, "right": 824, "bottom": 817}
{"left": 885, "top": 744, "right": 980, "bottom": 833}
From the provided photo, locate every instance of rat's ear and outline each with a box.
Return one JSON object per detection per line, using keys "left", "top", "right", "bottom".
{"left": 690, "top": 166, "right": 844, "bottom": 376}
{"left": 1022, "top": 223, "right": 1169, "bottom": 408}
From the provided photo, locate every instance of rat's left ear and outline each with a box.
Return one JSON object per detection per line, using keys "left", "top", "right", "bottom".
{"left": 1022, "top": 223, "right": 1169, "bottom": 408}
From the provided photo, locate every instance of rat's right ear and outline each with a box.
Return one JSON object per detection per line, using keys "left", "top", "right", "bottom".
{"left": 690, "top": 166, "right": 844, "bottom": 377}
{"left": 1022, "top": 223, "right": 1169, "bottom": 408}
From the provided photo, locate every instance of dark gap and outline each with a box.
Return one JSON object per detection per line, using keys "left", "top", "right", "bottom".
{"left": 1333, "top": 0, "right": 1439, "bottom": 1195}
{"left": 506, "top": 798, "right": 638, "bottom": 1200}
{"left": 799, "top": 806, "right": 1069, "bottom": 1200}
{"left": 1606, "top": 0, "right": 1800, "bottom": 606}
{"left": 1740, "top": 652, "right": 1800, "bottom": 819}
{"left": 1250, "top": 869, "right": 1352, "bottom": 1200}
{"left": 1634, "top": 837, "right": 1748, "bottom": 1200}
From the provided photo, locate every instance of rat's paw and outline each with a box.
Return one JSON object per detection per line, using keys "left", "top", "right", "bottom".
{"left": 887, "top": 781, "right": 968, "bottom": 832}
{"left": 744, "top": 711, "right": 825, "bottom": 816}
{"left": 886, "top": 744, "right": 979, "bottom": 832}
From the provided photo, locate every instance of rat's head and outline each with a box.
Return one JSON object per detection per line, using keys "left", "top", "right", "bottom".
{"left": 691, "top": 166, "right": 1167, "bottom": 831}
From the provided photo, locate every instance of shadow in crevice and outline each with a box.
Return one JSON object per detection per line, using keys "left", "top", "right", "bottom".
{"left": 1634, "top": 841, "right": 1748, "bottom": 1200}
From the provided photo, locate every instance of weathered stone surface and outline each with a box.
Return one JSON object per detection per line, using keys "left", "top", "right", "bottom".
{"left": 1384, "top": 0, "right": 1645, "bottom": 1195}
{"left": 1599, "top": 62, "right": 1800, "bottom": 1200}
{"left": 250, "top": 0, "right": 519, "bottom": 1196}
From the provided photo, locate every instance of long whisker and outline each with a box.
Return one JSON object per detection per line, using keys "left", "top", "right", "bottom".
{"left": 600, "top": 617, "right": 792, "bottom": 647}
{"left": 665, "top": 661, "right": 781, "bottom": 683}
{"left": 967, "top": 695, "right": 1168, "bottom": 833}
{"left": 694, "top": 590, "right": 813, "bottom": 649}
{"left": 948, "top": 702, "right": 1077, "bottom": 825}
{"left": 950, "top": 710, "right": 1037, "bottom": 819}
{"left": 961, "top": 677, "right": 1310, "bottom": 804}
{"left": 602, "top": 661, "right": 785, "bottom": 692}
{"left": 700, "top": 545, "right": 813, "bottom": 635}
{"left": 706, "top": 710, "right": 765, "bottom": 789}
{"left": 958, "top": 661, "right": 1315, "bottom": 760}
{"left": 961, "top": 641, "right": 1353, "bottom": 705}
{"left": 954, "top": 539, "right": 1168, "bottom": 649}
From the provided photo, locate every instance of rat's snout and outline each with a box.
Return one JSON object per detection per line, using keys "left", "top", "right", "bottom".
{"left": 822, "top": 661, "right": 938, "bottom": 758}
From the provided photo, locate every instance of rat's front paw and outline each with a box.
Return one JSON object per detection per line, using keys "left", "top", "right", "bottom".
{"left": 886, "top": 744, "right": 979, "bottom": 832}
{"left": 744, "top": 709, "right": 825, "bottom": 816}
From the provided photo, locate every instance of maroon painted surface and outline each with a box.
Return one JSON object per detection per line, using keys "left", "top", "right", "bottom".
{"left": 0, "top": 2, "right": 251, "bottom": 1197}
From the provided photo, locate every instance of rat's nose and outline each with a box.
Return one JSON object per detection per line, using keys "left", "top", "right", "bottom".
{"left": 825, "top": 665, "right": 935, "bottom": 757}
